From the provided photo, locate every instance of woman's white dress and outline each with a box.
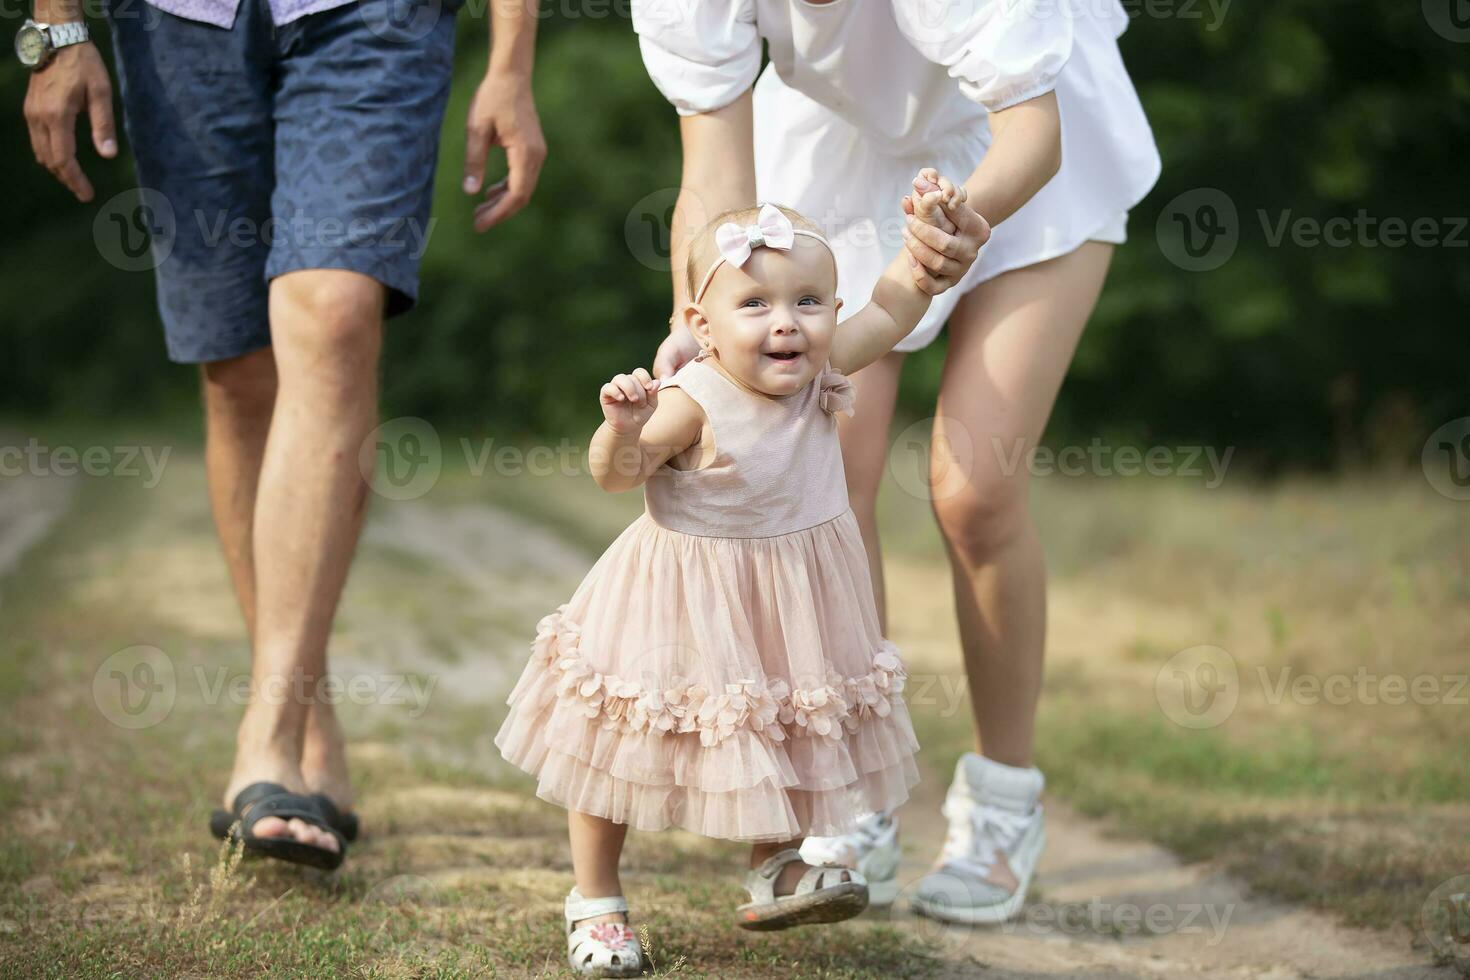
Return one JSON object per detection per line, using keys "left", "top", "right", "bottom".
{"left": 632, "top": 0, "right": 1162, "bottom": 350}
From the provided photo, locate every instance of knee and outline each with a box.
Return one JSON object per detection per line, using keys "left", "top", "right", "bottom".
{"left": 202, "top": 347, "right": 277, "bottom": 422}
{"left": 931, "top": 471, "right": 1031, "bottom": 567}
{"left": 270, "top": 271, "right": 385, "bottom": 371}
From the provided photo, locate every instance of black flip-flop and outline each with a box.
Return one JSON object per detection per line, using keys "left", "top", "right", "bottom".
{"left": 310, "top": 793, "right": 359, "bottom": 842}
{"left": 209, "top": 782, "right": 347, "bottom": 871}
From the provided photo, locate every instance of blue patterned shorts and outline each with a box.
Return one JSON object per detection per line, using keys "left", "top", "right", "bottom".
{"left": 107, "top": 0, "right": 458, "bottom": 363}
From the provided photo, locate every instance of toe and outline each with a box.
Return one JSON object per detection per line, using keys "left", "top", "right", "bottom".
{"left": 251, "top": 816, "right": 290, "bottom": 840}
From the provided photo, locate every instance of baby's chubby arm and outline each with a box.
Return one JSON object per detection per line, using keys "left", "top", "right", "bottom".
{"left": 589, "top": 368, "right": 706, "bottom": 493}
{"left": 829, "top": 171, "right": 982, "bottom": 375}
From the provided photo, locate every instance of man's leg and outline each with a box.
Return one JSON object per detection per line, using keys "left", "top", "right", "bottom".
{"left": 204, "top": 344, "right": 352, "bottom": 829}
{"left": 202, "top": 348, "right": 276, "bottom": 637}
{"left": 221, "top": 269, "right": 383, "bottom": 851}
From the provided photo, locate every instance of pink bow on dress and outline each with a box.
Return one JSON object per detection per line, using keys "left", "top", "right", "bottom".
{"left": 819, "top": 368, "right": 856, "bottom": 417}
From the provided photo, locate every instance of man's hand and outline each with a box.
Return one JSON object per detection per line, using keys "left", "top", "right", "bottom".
{"left": 463, "top": 70, "right": 546, "bottom": 233}
{"left": 653, "top": 324, "right": 700, "bottom": 380}
{"left": 23, "top": 42, "right": 117, "bottom": 203}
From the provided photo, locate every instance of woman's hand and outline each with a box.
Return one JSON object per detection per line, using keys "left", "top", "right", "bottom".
{"left": 653, "top": 325, "right": 701, "bottom": 380}
{"left": 902, "top": 168, "right": 991, "bottom": 295}
{"left": 600, "top": 368, "right": 660, "bottom": 434}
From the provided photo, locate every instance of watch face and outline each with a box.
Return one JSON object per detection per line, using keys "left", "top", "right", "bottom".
{"left": 16, "top": 25, "right": 47, "bottom": 66}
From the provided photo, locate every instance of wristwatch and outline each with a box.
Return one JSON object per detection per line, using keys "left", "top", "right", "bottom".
{"left": 15, "top": 19, "right": 90, "bottom": 71}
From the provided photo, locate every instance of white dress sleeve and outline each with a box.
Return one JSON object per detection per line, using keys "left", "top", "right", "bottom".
{"left": 893, "top": 0, "right": 1075, "bottom": 111}
{"left": 632, "top": 0, "right": 762, "bottom": 116}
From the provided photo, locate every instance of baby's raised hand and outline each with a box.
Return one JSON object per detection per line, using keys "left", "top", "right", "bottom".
{"left": 600, "top": 368, "right": 660, "bottom": 434}
{"left": 902, "top": 167, "right": 986, "bottom": 296}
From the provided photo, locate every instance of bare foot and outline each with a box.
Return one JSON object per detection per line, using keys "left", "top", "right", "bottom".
{"left": 300, "top": 701, "right": 354, "bottom": 814}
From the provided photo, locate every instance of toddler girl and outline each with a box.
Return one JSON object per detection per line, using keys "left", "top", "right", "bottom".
{"left": 495, "top": 177, "right": 970, "bottom": 976}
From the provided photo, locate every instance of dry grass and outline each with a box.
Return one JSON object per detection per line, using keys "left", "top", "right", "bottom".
{"left": 0, "top": 427, "right": 1465, "bottom": 976}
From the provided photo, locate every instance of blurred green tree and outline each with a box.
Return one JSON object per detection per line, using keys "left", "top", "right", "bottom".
{"left": 2, "top": 0, "right": 1466, "bottom": 468}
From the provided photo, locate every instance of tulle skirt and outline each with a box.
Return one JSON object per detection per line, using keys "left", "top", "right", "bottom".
{"left": 494, "top": 509, "right": 920, "bottom": 843}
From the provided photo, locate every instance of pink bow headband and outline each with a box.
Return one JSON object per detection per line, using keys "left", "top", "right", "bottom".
{"left": 692, "top": 204, "right": 833, "bottom": 303}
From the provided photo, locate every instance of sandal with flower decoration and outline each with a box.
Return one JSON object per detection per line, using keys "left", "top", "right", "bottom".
{"left": 565, "top": 888, "right": 644, "bottom": 978}
{"left": 737, "top": 849, "right": 868, "bottom": 931}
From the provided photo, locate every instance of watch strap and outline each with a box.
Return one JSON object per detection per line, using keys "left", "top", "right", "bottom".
{"left": 47, "top": 21, "right": 90, "bottom": 49}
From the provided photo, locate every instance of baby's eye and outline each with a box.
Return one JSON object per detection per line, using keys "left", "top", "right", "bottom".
{"left": 740, "top": 298, "right": 766, "bottom": 309}
{"left": 797, "top": 296, "right": 822, "bottom": 307}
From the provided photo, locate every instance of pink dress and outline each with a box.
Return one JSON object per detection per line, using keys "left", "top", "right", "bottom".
{"left": 494, "top": 358, "right": 920, "bottom": 843}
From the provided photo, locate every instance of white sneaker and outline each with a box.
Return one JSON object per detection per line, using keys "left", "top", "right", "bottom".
{"left": 910, "top": 754, "right": 1046, "bottom": 925}
{"left": 801, "top": 811, "right": 902, "bottom": 906}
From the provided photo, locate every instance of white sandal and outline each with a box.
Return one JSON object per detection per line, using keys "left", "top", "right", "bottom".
{"left": 737, "top": 848, "right": 869, "bottom": 931}
{"left": 564, "top": 888, "right": 644, "bottom": 978}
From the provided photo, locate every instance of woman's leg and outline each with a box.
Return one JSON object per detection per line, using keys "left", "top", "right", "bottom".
{"left": 910, "top": 243, "right": 1115, "bottom": 925}
{"left": 838, "top": 351, "right": 907, "bottom": 631}
{"left": 931, "top": 242, "right": 1115, "bottom": 765}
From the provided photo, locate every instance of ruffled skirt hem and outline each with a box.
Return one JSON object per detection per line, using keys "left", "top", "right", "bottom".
{"left": 494, "top": 605, "right": 921, "bottom": 843}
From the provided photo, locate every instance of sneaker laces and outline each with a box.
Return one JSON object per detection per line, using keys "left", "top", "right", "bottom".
{"left": 805, "top": 812, "right": 892, "bottom": 865}
{"left": 938, "top": 797, "right": 1033, "bottom": 877}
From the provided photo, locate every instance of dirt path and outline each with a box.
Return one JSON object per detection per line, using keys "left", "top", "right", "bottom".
{"left": 878, "top": 773, "right": 1447, "bottom": 979}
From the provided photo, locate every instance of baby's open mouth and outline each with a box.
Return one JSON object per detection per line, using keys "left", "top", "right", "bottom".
{"left": 765, "top": 351, "right": 803, "bottom": 361}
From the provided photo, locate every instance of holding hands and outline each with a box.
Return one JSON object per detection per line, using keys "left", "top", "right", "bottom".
{"left": 600, "top": 368, "right": 660, "bottom": 434}
{"left": 902, "top": 168, "right": 991, "bottom": 295}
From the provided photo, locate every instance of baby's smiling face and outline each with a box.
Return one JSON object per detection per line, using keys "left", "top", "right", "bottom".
{"left": 686, "top": 235, "right": 842, "bottom": 397}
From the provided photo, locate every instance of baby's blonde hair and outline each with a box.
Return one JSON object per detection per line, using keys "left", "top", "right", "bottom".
{"left": 684, "top": 204, "right": 827, "bottom": 299}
